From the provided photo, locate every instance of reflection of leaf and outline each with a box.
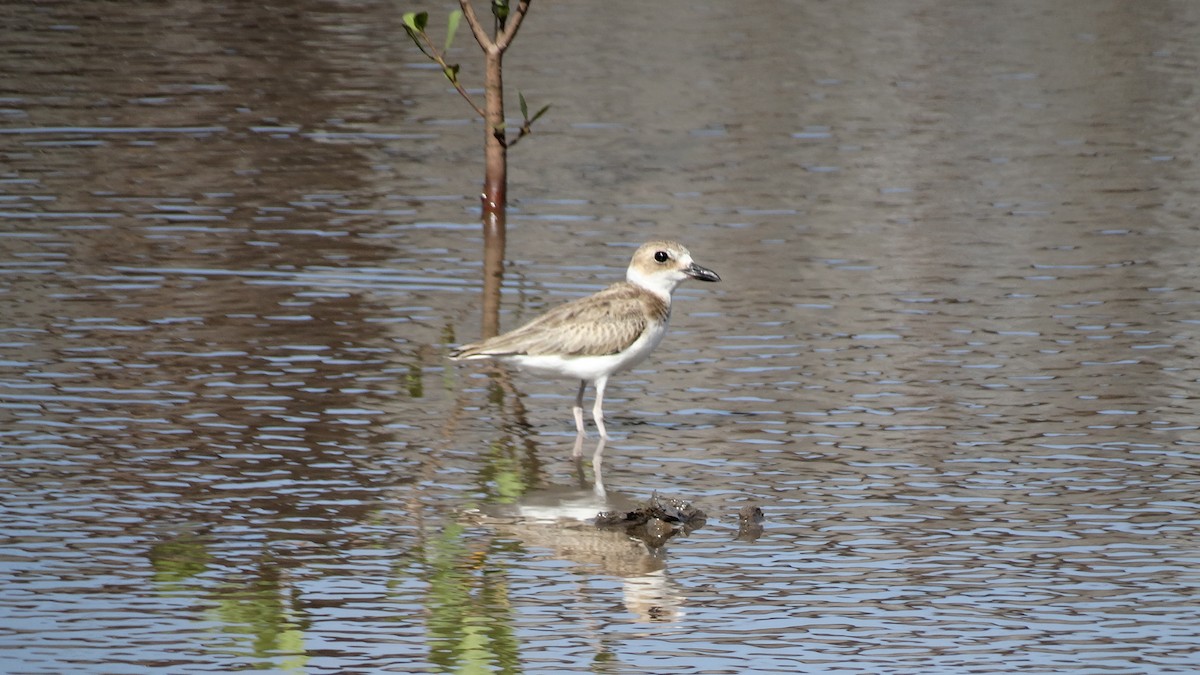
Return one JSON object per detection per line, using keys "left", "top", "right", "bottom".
{"left": 277, "top": 630, "right": 308, "bottom": 672}
{"left": 149, "top": 537, "right": 210, "bottom": 583}
{"left": 485, "top": 439, "right": 527, "bottom": 503}
{"left": 406, "top": 362, "right": 424, "bottom": 398}
{"left": 493, "top": 469, "right": 525, "bottom": 502}
{"left": 423, "top": 525, "right": 521, "bottom": 673}
{"left": 204, "top": 564, "right": 307, "bottom": 664}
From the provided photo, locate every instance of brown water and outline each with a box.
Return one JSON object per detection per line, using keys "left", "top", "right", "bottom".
{"left": 2, "top": 1, "right": 1199, "bottom": 673}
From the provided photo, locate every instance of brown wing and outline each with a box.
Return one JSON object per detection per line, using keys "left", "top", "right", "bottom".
{"left": 452, "top": 283, "right": 667, "bottom": 358}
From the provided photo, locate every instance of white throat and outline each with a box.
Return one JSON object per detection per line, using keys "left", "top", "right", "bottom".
{"left": 627, "top": 266, "right": 682, "bottom": 301}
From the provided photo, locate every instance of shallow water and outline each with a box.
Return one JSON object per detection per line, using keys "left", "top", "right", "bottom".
{"left": 3, "top": 1, "right": 1200, "bottom": 673}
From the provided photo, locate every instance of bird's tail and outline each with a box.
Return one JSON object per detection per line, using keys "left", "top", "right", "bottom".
{"left": 448, "top": 343, "right": 492, "bottom": 361}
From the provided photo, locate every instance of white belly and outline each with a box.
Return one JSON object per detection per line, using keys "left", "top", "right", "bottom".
{"left": 506, "top": 320, "right": 669, "bottom": 382}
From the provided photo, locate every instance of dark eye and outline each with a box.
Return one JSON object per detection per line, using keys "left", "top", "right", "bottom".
{"left": 654, "top": 250, "right": 669, "bottom": 263}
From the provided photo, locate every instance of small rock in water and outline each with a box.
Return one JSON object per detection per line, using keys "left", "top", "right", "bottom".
{"left": 735, "top": 504, "right": 765, "bottom": 541}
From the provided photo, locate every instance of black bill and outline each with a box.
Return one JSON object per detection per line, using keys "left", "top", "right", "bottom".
{"left": 685, "top": 262, "right": 721, "bottom": 282}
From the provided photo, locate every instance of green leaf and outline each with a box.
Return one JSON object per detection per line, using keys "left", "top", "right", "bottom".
{"left": 518, "top": 92, "right": 528, "bottom": 119}
{"left": 531, "top": 104, "right": 550, "bottom": 124}
{"left": 492, "top": 0, "right": 510, "bottom": 22}
{"left": 403, "top": 28, "right": 432, "bottom": 58}
{"left": 443, "top": 63, "right": 461, "bottom": 84}
{"left": 445, "top": 10, "right": 462, "bottom": 50}
{"left": 402, "top": 11, "right": 428, "bottom": 33}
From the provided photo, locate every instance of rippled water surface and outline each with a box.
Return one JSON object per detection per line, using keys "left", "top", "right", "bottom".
{"left": 3, "top": 1, "right": 1199, "bottom": 673}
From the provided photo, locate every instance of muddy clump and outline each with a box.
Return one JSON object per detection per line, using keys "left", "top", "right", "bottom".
{"left": 594, "top": 495, "right": 706, "bottom": 548}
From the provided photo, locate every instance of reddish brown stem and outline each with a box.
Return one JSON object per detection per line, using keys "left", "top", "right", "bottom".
{"left": 457, "top": 0, "right": 532, "bottom": 338}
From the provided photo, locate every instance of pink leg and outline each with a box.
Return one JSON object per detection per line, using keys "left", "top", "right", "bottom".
{"left": 592, "top": 376, "right": 609, "bottom": 440}
{"left": 571, "top": 380, "right": 587, "bottom": 457}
